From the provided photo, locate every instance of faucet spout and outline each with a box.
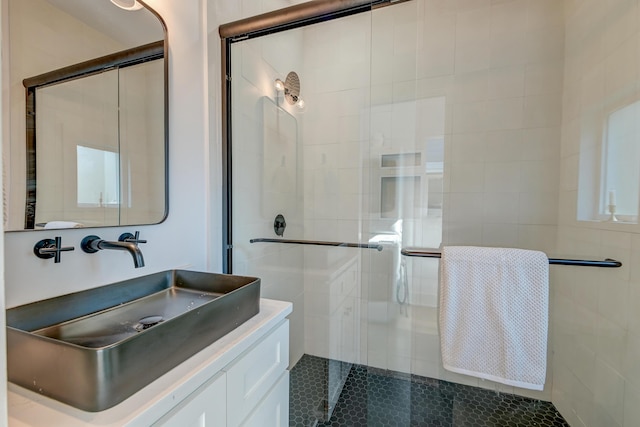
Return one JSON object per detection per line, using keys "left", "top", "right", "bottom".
{"left": 81, "top": 235, "right": 145, "bottom": 268}
{"left": 96, "top": 240, "right": 145, "bottom": 268}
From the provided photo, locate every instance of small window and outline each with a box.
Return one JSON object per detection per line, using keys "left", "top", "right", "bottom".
{"left": 77, "top": 145, "right": 120, "bottom": 207}
{"left": 600, "top": 100, "right": 640, "bottom": 221}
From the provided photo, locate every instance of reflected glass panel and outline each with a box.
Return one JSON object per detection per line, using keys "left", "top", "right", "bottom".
{"left": 35, "top": 70, "right": 119, "bottom": 226}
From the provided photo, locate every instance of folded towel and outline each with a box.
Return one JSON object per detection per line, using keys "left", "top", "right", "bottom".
{"left": 43, "top": 221, "right": 84, "bottom": 229}
{"left": 439, "top": 246, "right": 549, "bottom": 390}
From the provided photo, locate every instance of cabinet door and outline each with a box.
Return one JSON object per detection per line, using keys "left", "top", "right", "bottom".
{"left": 240, "top": 371, "right": 289, "bottom": 427}
{"left": 153, "top": 372, "right": 226, "bottom": 427}
{"left": 226, "top": 321, "right": 289, "bottom": 427}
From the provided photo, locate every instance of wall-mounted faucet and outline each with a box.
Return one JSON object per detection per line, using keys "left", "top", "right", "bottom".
{"left": 81, "top": 232, "right": 146, "bottom": 268}
{"left": 33, "top": 236, "right": 74, "bottom": 263}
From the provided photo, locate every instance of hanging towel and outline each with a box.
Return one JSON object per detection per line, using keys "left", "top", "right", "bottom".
{"left": 439, "top": 246, "right": 549, "bottom": 390}
{"left": 43, "top": 221, "right": 84, "bottom": 229}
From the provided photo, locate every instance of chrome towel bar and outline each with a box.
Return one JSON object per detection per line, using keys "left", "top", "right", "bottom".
{"left": 250, "top": 238, "right": 383, "bottom": 251}
{"left": 400, "top": 248, "right": 622, "bottom": 268}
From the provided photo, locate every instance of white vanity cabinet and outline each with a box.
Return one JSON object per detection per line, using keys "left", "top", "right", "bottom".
{"left": 8, "top": 299, "right": 292, "bottom": 427}
{"left": 226, "top": 320, "right": 289, "bottom": 426}
{"left": 154, "top": 320, "right": 289, "bottom": 427}
{"left": 153, "top": 372, "right": 227, "bottom": 427}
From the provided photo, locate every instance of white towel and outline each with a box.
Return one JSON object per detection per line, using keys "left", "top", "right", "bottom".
{"left": 439, "top": 246, "right": 549, "bottom": 390}
{"left": 43, "top": 221, "right": 84, "bottom": 229}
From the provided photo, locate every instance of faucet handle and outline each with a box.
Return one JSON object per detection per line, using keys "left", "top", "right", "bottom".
{"left": 34, "top": 236, "right": 75, "bottom": 263}
{"left": 119, "top": 231, "right": 147, "bottom": 245}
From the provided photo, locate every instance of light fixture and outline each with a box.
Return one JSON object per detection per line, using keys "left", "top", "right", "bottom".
{"left": 275, "top": 79, "right": 285, "bottom": 92}
{"left": 296, "top": 98, "right": 305, "bottom": 109}
{"left": 110, "top": 0, "right": 144, "bottom": 11}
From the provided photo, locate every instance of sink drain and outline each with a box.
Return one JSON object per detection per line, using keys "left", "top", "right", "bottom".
{"left": 134, "top": 315, "right": 164, "bottom": 332}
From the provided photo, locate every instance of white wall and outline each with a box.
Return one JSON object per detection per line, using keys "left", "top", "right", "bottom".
{"left": 4, "top": 0, "right": 211, "bottom": 307}
{"left": 554, "top": 1, "right": 640, "bottom": 426}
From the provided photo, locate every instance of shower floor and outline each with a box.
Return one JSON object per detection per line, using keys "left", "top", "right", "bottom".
{"left": 290, "top": 355, "right": 569, "bottom": 427}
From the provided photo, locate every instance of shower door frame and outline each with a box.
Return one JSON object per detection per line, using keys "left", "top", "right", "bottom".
{"left": 219, "top": 0, "right": 407, "bottom": 273}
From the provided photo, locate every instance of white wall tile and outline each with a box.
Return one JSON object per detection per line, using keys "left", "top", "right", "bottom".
{"left": 452, "top": 101, "right": 488, "bottom": 132}
{"left": 524, "top": 94, "right": 562, "bottom": 127}
{"left": 453, "top": 70, "right": 489, "bottom": 103}
{"left": 488, "top": 65, "right": 525, "bottom": 99}
{"left": 486, "top": 97, "right": 524, "bottom": 130}
{"left": 524, "top": 25, "right": 565, "bottom": 64}
{"left": 624, "top": 381, "right": 640, "bottom": 427}
{"left": 525, "top": 61, "right": 564, "bottom": 96}
{"left": 522, "top": 127, "right": 560, "bottom": 161}
{"left": 555, "top": 1, "right": 640, "bottom": 422}
{"left": 484, "top": 162, "right": 521, "bottom": 192}
{"left": 518, "top": 192, "right": 558, "bottom": 224}
{"left": 451, "top": 132, "right": 487, "bottom": 162}
{"left": 417, "top": 11, "right": 456, "bottom": 78}
{"left": 485, "top": 129, "right": 523, "bottom": 162}
{"left": 520, "top": 161, "right": 559, "bottom": 192}
{"left": 525, "top": 0, "right": 564, "bottom": 31}
{"left": 594, "top": 359, "right": 626, "bottom": 426}
{"left": 455, "top": 8, "right": 492, "bottom": 72}
{"left": 481, "top": 223, "right": 519, "bottom": 247}
{"left": 490, "top": 26, "right": 527, "bottom": 67}
{"left": 482, "top": 192, "right": 520, "bottom": 224}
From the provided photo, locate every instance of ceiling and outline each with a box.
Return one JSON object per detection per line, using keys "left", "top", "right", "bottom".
{"left": 44, "top": 0, "right": 164, "bottom": 47}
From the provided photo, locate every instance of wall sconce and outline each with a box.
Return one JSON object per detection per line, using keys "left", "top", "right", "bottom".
{"left": 275, "top": 72, "right": 305, "bottom": 110}
{"left": 110, "top": 0, "right": 144, "bottom": 11}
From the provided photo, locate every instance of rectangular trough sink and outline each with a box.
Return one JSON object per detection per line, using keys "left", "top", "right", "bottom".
{"left": 6, "top": 270, "right": 260, "bottom": 412}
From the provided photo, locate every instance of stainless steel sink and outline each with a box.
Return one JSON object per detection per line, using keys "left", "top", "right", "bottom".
{"left": 6, "top": 270, "right": 260, "bottom": 412}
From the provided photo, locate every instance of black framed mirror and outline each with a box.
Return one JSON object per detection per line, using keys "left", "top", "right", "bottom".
{"left": 5, "top": 0, "right": 168, "bottom": 231}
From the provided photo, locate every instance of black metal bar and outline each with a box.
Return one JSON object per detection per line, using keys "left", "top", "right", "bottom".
{"left": 400, "top": 248, "right": 622, "bottom": 268}
{"left": 23, "top": 41, "right": 164, "bottom": 89}
{"left": 222, "top": 38, "right": 233, "bottom": 274}
{"left": 24, "top": 86, "right": 36, "bottom": 229}
{"left": 250, "top": 238, "right": 383, "bottom": 251}
{"left": 220, "top": 0, "right": 388, "bottom": 40}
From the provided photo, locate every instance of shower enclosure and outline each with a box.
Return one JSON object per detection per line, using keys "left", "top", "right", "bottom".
{"left": 219, "top": 0, "right": 638, "bottom": 425}
{"left": 224, "top": 2, "right": 442, "bottom": 422}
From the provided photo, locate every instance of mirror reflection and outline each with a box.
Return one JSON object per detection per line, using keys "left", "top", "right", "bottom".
{"left": 5, "top": 0, "right": 167, "bottom": 231}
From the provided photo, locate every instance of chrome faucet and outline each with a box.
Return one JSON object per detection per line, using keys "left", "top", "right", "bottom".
{"left": 81, "top": 232, "right": 146, "bottom": 268}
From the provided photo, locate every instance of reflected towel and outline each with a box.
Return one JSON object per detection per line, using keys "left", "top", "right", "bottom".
{"left": 44, "top": 221, "right": 84, "bottom": 229}
{"left": 439, "top": 246, "right": 549, "bottom": 390}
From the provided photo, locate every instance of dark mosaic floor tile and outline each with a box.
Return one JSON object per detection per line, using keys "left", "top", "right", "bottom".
{"left": 291, "top": 355, "right": 569, "bottom": 427}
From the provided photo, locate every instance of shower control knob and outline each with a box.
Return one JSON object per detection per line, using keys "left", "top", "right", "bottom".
{"left": 274, "top": 214, "right": 286, "bottom": 237}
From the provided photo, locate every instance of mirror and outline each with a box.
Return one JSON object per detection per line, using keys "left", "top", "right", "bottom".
{"left": 4, "top": 0, "right": 167, "bottom": 231}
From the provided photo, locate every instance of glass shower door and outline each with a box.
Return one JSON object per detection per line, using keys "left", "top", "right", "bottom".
{"left": 228, "top": 1, "right": 425, "bottom": 424}
{"left": 356, "top": 1, "right": 442, "bottom": 424}
{"left": 229, "top": 11, "right": 374, "bottom": 425}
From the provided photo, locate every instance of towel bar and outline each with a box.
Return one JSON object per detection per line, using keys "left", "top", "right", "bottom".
{"left": 400, "top": 248, "right": 622, "bottom": 268}
{"left": 250, "top": 238, "right": 383, "bottom": 251}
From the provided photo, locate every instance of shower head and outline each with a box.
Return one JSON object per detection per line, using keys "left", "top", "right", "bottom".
{"left": 283, "top": 72, "right": 300, "bottom": 105}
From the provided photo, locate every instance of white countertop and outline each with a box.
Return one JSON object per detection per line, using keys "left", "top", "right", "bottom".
{"left": 8, "top": 298, "right": 293, "bottom": 427}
